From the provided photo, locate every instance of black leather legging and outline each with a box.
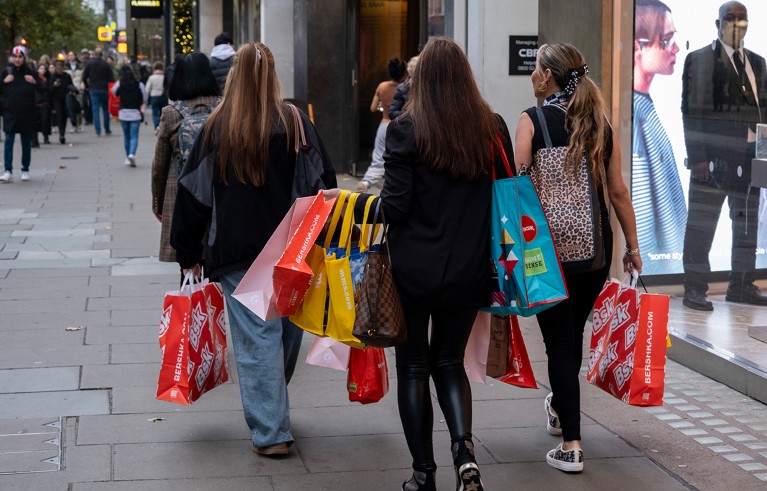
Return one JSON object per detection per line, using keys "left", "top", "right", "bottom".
{"left": 395, "top": 302, "right": 478, "bottom": 472}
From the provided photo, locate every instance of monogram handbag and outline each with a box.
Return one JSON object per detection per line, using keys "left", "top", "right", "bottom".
{"left": 352, "top": 206, "right": 407, "bottom": 348}
{"left": 523, "top": 105, "right": 605, "bottom": 273}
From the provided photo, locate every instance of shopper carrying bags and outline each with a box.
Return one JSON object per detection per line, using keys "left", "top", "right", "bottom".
{"left": 513, "top": 42, "right": 642, "bottom": 473}
{"left": 326, "top": 36, "right": 513, "bottom": 491}
{"left": 170, "top": 42, "right": 337, "bottom": 458}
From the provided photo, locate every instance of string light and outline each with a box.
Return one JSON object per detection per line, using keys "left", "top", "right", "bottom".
{"left": 173, "top": 0, "right": 194, "bottom": 53}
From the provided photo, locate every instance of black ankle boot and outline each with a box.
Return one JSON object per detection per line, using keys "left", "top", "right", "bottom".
{"left": 402, "top": 470, "right": 436, "bottom": 491}
{"left": 452, "top": 440, "right": 484, "bottom": 491}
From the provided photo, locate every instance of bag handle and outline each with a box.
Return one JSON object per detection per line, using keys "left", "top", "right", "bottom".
{"left": 288, "top": 103, "right": 308, "bottom": 154}
{"left": 324, "top": 190, "right": 350, "bottom": 248}
{"left": 492, "top": 135, "right": 514, "bottom": 181}
{"left": 337, "top": 192, "right": 360, "bottom": 254}
{"left": 358, "top": 195, "right": 378, "bottom": 253}
{"left": 534, "top": 107, "right": 553, "bottom": 149}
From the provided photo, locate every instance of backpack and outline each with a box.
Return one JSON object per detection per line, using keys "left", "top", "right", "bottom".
{"left": 172, "top": 98, "right": 221, "bottom": 175}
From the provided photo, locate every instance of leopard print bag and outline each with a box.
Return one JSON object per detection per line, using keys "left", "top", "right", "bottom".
{"left": 522, "top": 106, "right": 606, "bottom": 273}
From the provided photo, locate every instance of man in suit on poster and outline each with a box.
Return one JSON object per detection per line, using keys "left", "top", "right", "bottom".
{"left": 682, "top": 1, "right": 767, "bottom": 310}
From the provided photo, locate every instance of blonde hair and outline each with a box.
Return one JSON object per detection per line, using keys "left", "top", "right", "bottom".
{"left": 204, "top": 42, "right": 291, "bottom": 186}
{"left": 537, "top": 43, "right": 608, "bottom": 185}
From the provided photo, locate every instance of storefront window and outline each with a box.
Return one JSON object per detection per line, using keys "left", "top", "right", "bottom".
{"left": 631, "top": 0, "right": 767, "bottom": 288}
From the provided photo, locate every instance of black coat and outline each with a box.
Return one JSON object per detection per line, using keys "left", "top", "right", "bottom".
{"left": 378, "top": 115, "right": 514, "bottom": 307}
{"left": 2, "top": 64, "right": 44, "bottom": 134}
{"left": 682, "top": 39, "right": 767, "bottom": 184}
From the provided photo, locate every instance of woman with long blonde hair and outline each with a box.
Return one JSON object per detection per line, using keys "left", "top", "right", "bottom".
{"left": 514, "top": 42, "right": 641, "bottom": 473}
{"left": 171, "top": 42, "right": 336, "bottom": 457}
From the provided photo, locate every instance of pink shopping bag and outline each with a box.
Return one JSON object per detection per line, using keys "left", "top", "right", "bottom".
{"left": 464, "top": 312, "right": 491, "bottom": 384}
{"left": 305, "top": 336, "right": 351, "bottom": 372}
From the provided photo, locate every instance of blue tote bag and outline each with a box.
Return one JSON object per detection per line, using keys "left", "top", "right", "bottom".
{"left": 485, "top": 143, "right": 568, "bottom": 316}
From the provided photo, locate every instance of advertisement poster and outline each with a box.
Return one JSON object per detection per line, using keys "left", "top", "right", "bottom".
{"left": 631, "top": 0, "right": 767, "bottom": 275}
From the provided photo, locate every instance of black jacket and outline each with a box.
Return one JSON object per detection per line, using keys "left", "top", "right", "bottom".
{"left": 170, "top": 107, "right": 337, "bottom": 279}
{"left": 682, "top": 39, "right": 766, "bottom": 182}
{"left": 388, "top": 81, "right": 409, "bottom": 120}
{"left": 2, "top": 64, "right": 44, "bottom": 134}
{"left": 47, "top": 71, "right": 75, "bottom": 102}
{"left": 209, "top": 56, "right": 233, "bottom": 92}
{"left": 378, "top": 115, "right": 513, "bottom": 307}
{"left": 82, "top": 57, "right": 115, "bottom": 90}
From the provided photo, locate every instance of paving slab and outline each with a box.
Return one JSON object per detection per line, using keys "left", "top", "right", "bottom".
{"left": 0, "top": 367, "right": 80, "bottom": 393}
{"left": 77, "top": 411, "right": 250, "bottom": 445}
{"left": 111, "top": 309, "right": 160, "bottom": 327}
{"left": 0, "top": 296, "right": 86, "bottom": 314}
{"left": 72, "top": 477, "right": 274, "bottom": 491}
{"left": 0, "top": 390, "right": 110, "bottom": 419}
{"left": 6, "top": 267, "right": 108, "bottom": 278}
{"left": 0, "top": 284, "right": 109, "bottom": 301}
{"left": 111, "top": 384, "right": 242, "bottom": 415}
{"left": 0, "top": 275, "right": 90, "bottom": 289}
{"left": 113, "top": 440, "right": 307, "bottom": 480}
{"left": 0, "top": 311, "right": 111, "bottom": 331}
{"left": 0, "top": 443, "right": 111, "bottom": 488}
{"left": 86, "top": 325, "right": 160, "bottom": 345}
{"left": 111, "top": 343, "right": 162, "bottom": 364}
{"left": 81, "top": 363, "right": 158, "bottom": 389}
{"left": 87, "top": 295, "right": 161, "bottom": 312}
{"left": 290, "top": 402, "right": 405, "bottom": 438}
{"left": 0, "top": 343, "right": 109, "bottom": 369}
{"left": 90, "top": 274, "right": 177, "bottom": 287}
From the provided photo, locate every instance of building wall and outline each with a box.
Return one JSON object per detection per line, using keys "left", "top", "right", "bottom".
{"left": 262, "top": 0, "right": 295, "bottom": 98}
{"left": 199, "top": 1, "right": 224, "bottom": 56}
{"left": 464, "top": 0, "right": 539, "bottom": 140}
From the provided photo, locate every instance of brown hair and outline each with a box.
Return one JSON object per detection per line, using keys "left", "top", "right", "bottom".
{"left": 404, "top": 37, "right": 500, "bottom": 180}
{"left": 203, "top": 42, "right": 291, "bottom": 186}
{"left": 635, "top": 0, "right": 672, "bottom": 45}
{"left": 537, "top": 43, "right": 608, "bottom": 185}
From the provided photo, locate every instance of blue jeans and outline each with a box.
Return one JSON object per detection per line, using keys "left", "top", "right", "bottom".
{"left": 120, "top": 120, "right": 141, "bottom": 157}
{"left": 4, "top": 132, "right": 32, "bottom": 172}
{"left": 219, "top": 268, "right": 304, "bottom": 448}
{"left": 149, "top": 95, "right": 167, "bottom": 129}
{"left": 89, "top": 89, "right": 111, "bottom": 135}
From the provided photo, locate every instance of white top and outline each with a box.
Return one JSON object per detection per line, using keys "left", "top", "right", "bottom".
{"left": 111, "top": 81, "right": 148, "bottom": 121}
{"left": 145, "top": 72, "right": 165, "bottom": 97}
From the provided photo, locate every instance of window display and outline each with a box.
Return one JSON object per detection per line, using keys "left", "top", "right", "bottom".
{"left": 631, "top": 0, "right": 767, "bottom": 294}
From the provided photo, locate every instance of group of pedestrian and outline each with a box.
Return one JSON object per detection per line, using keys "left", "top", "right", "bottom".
{"left": 153, "top": 30, "right": 642, "bottom": 491}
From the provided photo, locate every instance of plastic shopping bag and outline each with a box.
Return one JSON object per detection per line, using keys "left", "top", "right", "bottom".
{"left": 347, "top": 347, "right": 389, "bottom": 404}
{"left": 157, "top": 274, "right": 229, "bottom": 405}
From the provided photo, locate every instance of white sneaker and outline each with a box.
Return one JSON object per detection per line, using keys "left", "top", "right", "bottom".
{"left": 128, "top": 155, "right": 136, "bottom": 167}
{"left": 544, "top": 393, "right": 562, "bottom": 435}
{"left": 21, "top": 171, "right": 29, "bottom": 181}
{"left": 124, "top": 158, "right": 131, "bottom": 166}
{"left": 69, "top": 128, "right": 75, "bottom": 134}
{"left": 0, "top": 171, "right": 12, "bottom": 183}
{"left": 546, "top": 442, "right": 583, "bottom": 473}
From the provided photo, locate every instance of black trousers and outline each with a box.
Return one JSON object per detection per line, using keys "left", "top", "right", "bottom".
{"left": 51, "top": 97, "right": 68, "bottom": 137}
{"left": 535, "top": 262, "right": 609, "bottom": 442}
{"left": 682, "top": 172, "right": 759, "bottom": 293}
{"left": 395, "top": 302, "right": 477, "bottom": 472}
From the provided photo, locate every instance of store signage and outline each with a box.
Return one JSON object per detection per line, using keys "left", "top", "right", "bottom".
{"left": 509, "top": 36, "right": 538, "bottom": 75}
{"left": 130, "top": 0, "right": 163, "bottom": 19}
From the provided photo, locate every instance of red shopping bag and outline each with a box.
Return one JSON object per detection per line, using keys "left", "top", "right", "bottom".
{"left": 347, "top": 347, "right": 389, "bottom": 404}
{"left": 273, "top": 192, "right": 336, "bottom": 316}
{"left": 232, "top": 192, "right": 336, "bottom": 321}
{"left": 495, "top": 315, "right": 538, "bottom": 389}
{"left": 157, "top": 276, "right": 229, "bottom": 405}
{"left": 108, "top": 82, "right": 120, "bottom": 117}
{"left": 586, "top": 276, "right": 668, "bottom": 406}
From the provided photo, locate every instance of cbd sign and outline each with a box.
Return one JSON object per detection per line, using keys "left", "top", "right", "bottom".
{"left": 509, "top": 35, "right": 539, "bottom": 75}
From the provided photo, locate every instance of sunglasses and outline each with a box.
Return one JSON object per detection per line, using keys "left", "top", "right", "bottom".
{"left": 638, "top": 33, "right": 677, "bottom": 51}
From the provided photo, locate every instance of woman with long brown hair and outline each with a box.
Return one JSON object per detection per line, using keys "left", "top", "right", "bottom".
{"left": 328, "top": 36, "right": 512, "bottom": 491}
{"left": 514, "top": 42, "right": 642, "bottom": 473}
{"left": 170, "top": 42, "right": 336, "bottom": 457}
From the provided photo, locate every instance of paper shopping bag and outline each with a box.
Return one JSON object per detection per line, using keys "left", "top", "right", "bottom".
{"left": 305, "top": 335, "right": 351, "bottom": 371}
{"left": 347, "top": 347, "right": 389, "bottom": 404}
{"left": 157, "top": 276, "right": 229, "bottom": 405}
{"left": 273, "top": 192, "right": 336, "bottom": 316}
{"left": 288, "top": 244, "right": 328, "bottom": 336}
{"left": 495, "top": 315, "right": 537, "bottom": 388}
{"left": 232, "top": 193, "right": 335, "bottom": 321}
{"left": 464, "top": 312, "right": 491, "bottom": 384}
{"left": 486, "top": 314, "right": 510, "bottom": 378}
{"left": 485, "top": 144, "right": 567, "bottom": 317}
{"left": 587, "top": 276, "right": 668, "bottom": 406}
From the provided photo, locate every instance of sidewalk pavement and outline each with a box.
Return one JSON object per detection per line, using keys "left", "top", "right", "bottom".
{"left": 0, "top": 121, "right": 758, "bottom": 490}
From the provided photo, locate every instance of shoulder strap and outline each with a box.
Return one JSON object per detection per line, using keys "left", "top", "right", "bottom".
{"left": 534, "top": 106, "right": 553, "bottom": 149}
{"left": 287, "top": 103, "right": 307, "bottom": 153}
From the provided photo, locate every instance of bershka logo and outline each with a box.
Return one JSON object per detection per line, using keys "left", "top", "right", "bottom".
{"left": 521, "top": 215, "right": 537, "bottom": 242}
{"left": 216, "top": 310, "right": 226, "bottom": 336}
{"left": 173, "top": 338, "right": 185, "bottom": 382}
{"left": 613, "top": 351, "right": 634, "bottom": 390}
{"left": 159, "top": 304, "right": 172, "bottom": 337}
{"left": 296, "top": 214, "right": 321, "bottom": 264}
{"left": 644, "top": 311, "right": 654, "bottom": 383}
{"left": 598, "top": 340, "right": 619, "bottom": 379}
